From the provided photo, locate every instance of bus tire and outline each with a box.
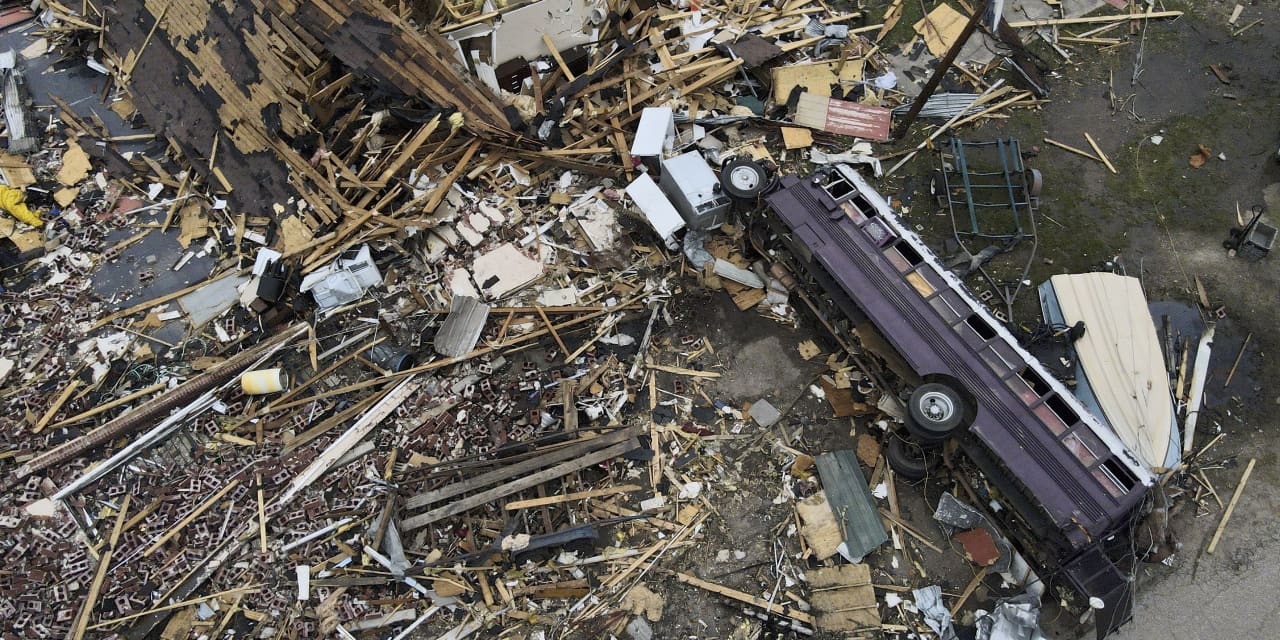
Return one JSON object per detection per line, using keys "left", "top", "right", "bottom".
{"left": 907, "top": 382, "right": 967, "bottom": 439}
{"left": 721, "top": 157, "right": 770, "bottom": 200}
{"left": 887, "top": 435, "right": 931, "bottom": 481}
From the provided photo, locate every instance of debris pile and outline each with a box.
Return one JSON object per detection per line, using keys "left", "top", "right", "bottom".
{"left": 4, "top": 2, "right": 1256, "bottom": 640}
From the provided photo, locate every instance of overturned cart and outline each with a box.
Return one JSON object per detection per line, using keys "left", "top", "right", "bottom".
{"left": 756, "top": 164, "right": 1154, "bottom": 639}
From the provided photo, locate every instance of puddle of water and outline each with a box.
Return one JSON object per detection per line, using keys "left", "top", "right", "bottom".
{"left": 1148, "top": 300, "right": 1257, "bottom": 410}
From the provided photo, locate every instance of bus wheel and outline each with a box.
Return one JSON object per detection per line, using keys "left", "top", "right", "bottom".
{"left": 887, "top": 435, "right": 933, "bottom": 481}
{"left": 720, "top": 157, "right": 771, "bottom": 200}
{"left": 907, "top": 382, "right": 968, "bottom": 440}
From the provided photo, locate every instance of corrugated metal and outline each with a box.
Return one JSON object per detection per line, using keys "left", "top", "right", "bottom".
{"left": 892, "top": 93, "right": 984, "bottom": 119}
{"left": 793, "top": 92, "right": 891, "bottom": 141}
{"left": 433, "top": 295, "right": 490, "bottom": 357}
{"left": 814, "top": 450, "right": 888, "bottom": 560}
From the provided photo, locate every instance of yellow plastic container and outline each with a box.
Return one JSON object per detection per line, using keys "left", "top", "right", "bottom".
{"left": 241, "top": 368, "right": 289, "bottom": 394}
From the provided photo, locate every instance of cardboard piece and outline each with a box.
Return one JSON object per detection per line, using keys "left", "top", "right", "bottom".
{"left": 807, "top": 564, "right": 879, "bottom": 631}
{"left": 56, "top": 144, "right": 92, "bottom": 186}
{"left": 796, "top": 491, "right": 843, "bottom": 560}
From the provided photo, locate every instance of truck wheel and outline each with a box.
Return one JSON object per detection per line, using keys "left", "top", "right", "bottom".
{"left": 907, "top": 382, "right": 968, "bottom": 440}
{"left": 721, "top": 157, "right": 770, "bottom": 200}
{"left": 887, "top": 435, "right": 931, "bottom": 481}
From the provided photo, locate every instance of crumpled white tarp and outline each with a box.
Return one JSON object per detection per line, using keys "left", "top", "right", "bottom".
{"left": 913, "top": 585, "right": 958, "bottom": 640}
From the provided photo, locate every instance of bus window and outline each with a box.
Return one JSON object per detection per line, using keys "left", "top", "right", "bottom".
{"left": 1062, "top": 433, "right": 1099, "bottom": 466}
{"left": 954, "top": 313, "right": 991, "bottom": 349}
{"left": 980, "top": 342, "right": 1017, "bottom": 373}
{"left": 965, "top": 314, "right": 997, "bottom": 341}
{"left": 928, "top": 289, "right": 965, "bottom": 324}
{"left": 822, "top": 173, "right": 856, "bottom": 200}
{"left": 1044, "top": 393, "right": 1080, "bottom": 428}
{"left": 1005, "top": 371, "right": 1040, "bottom": 405}
{"left": 1032, "top": 403, "right": 1070, "bottom": 435}
{"left": 1092, "top": 467, "right": 1128, "bottom": 498}
{"left": 861, "top": 218, "right": 896, "bottom": 247}
{"left": 988, "top": 340, "right": 1021, "bottom": 369}
{"left": 841, "top": 200, "right": 868, "bottom": 225}
{"left": 1018, "top": 367, "right": 1052, "bottom": 396}
{"left": 1099, "top": 457, "right": 1138, "bottom": 494}
{"left": 850, "top": 193, "right": 876, "bottom": 217}
{"left": 906, "top": 271, "right": 935, "bottom": 297}
{"left": 884, "top": 246, "right": 913, "bottom": 273}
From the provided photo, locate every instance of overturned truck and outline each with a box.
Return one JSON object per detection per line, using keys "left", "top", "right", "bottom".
{"left": 756, "top": 165, "right": 1155, "bottom": 638}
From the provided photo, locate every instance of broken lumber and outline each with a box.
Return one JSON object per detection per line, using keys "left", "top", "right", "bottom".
{"left": 1206, "top": 458, "right": 1255, "bottom": 554}
{"left": 505, "top": 484, "right": 642, "bottom": 510}
{"left": 674, "top": 572, "right": 816, "bottom": 625}
{"left": 402, "top": 436, "right": 641, "bottom": 531}
{"left": 1007, "top": 11, "right": 1183, "bottom": 28}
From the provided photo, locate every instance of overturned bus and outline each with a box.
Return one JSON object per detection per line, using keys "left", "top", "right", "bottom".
{"left": 756, "top": 164, "right": 1155, "bottom": 638}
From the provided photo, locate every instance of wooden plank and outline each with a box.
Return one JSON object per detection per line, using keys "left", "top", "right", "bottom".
{"left": 1043, "top": 137, "right": 1102, "bottom": 162}
{"left": 1007, "top": 11, "right": 1182, "bottom": 28}
{"left": 561, "top": 379, "right": 579, "bottom": 432}
{"left": 402, "top": 438, "right": 640, "bottom": 531}
{"left": 949, "top": 566, "right": 988, "bottom": 616}
{"left": 33, "top": 380, "right": 82, "bottom": 433}
{"left": 1206, "top": 458, "right": 1255, "bottom": 554}
{"left": 1083, "top": 132, "right": 1118, "bottom": 174}
{"left": 536, "top": 305, "right": 569, "bottom": 355}
{"left": 57, "top": 388, "right": 161, "bottom": 426}
{"left": 647, "top": 363, "right": 721, "bottom": 378}
{"left": 87, "top": 585, "right": 262, "bottom": 630}
{"left": 815, "top": 450, "right": 888, "bottom": 560}
{"left": 877, "top": 509, "right": 944, "bottom": 553}
{"left": 143, "top": 479, "right": 241, "bottom": 556}
{"left": 542, "top": 33, "right": 577, "bottom": 81}
{"left": 505, "top": 484, "right": 642, "bottom": 510}
{"left": 404, "top": 429, "right": 638, "bottom": 510}
{"left": 674, "top": 572, "right": 816, "bottom": 625}
{"left": 807, "top": 564, "right": 879, "bottom": 631}
{"left": 72, "top": 495, "right": 131, "bottom": 640}
{"left": 1223, "top": 332, "right": 1251, "bottom": 387}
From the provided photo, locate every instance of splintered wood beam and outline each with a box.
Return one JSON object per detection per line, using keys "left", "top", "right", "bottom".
{"left": 143, "top": 479, "right": 241, "bottom": 556}
{"left": 674, "top": 572, "right": 816, "bottom": 625}
{"left": 1007, "top": 11, "right": 1182, "bottom": 28}
{"left": 404, "top": 429, "right": 638, "bottom": 510}
{"left": 87, "top": 585, "right": 262, "bottom": 630}
{"left": 1206, "top": 458, "right": 1255, "bottom": 554}
{"left": 33, "top": 380, "right": 82, "bottom": 433}
{"left": 402, "top": 438, "right": 640, "bottom": 531}
{"left": 1083, "top": 132, "right": 1118, "bottom": 174}
{"left": 542, "top": 33, "right": 577, "bottom": 81}
{"left": 505, "top": 484, "right": 641, "bottom": 510}
{"left": 536, "top": 305, "right": 570, "bottom": 355}
{"left": 72, "top": 495, "right": 131, "bottom": 640}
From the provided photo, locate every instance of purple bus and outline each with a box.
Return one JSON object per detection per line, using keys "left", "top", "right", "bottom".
{"left": 761, "top": 164, "right": 1154, "bottom": 638}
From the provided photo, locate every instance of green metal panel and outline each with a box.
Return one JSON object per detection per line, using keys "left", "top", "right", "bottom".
{"left": 815, "top": 450, "right": 888, "bottom": 560}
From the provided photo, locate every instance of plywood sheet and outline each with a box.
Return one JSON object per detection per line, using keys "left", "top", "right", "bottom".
{"left": 771, "top": 59, "right": 864, "bottom": 103}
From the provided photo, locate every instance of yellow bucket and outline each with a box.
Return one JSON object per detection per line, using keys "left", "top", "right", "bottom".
{"left": 241, "top": 368, "right": 289, "bottom": 395}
